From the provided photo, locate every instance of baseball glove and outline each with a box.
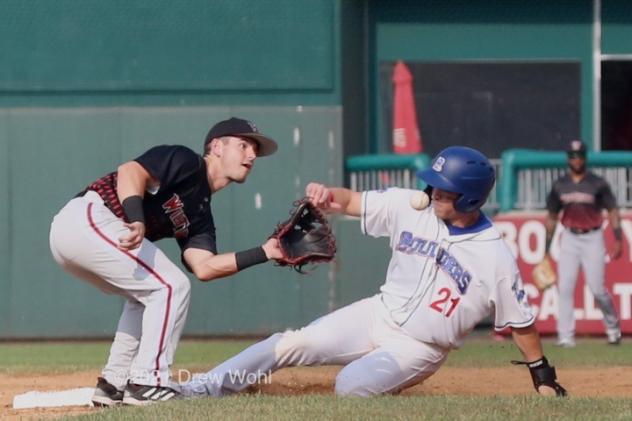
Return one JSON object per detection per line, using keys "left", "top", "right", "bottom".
{"left": 532, "top": 257, "right": 557, "bottom": 290}
{"left": 512, "top": 357, "right": 567, "bottom": 397}
{"left": 271, "top": 198, "right": 336, "bottom": 273}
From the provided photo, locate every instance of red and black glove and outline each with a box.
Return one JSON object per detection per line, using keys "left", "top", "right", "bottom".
{"left": 271, "top": 198, "right": 336, "bottom": 273}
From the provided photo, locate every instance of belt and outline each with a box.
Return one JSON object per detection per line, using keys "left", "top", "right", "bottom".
{"left": 568, "top": 227, "right": 600, "bottom": 234}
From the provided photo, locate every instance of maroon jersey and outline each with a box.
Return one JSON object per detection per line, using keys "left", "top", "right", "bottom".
{"left": 79, "top": 145, "right": 217, "bottom": 260}
{"left": 546, "top": 171, "right": 617, "bottom": 230}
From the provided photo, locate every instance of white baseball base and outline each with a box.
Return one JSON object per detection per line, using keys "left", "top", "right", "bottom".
{"left": 13, "top": 387, "right": 95, "bottom": 409}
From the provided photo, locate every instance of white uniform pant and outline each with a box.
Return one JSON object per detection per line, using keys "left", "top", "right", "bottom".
{"left": 180, "top": 294, "right": 448, "bottom": 397}
{"left": 49, "top": 191, "right": 191, "bottom": 388}
{"left": 556, "top": 229, "right": 619, "bottom": 341}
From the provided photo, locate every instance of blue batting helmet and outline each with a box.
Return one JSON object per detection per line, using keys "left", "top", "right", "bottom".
{"left": 417, "top": 146, "right": 495, "bottom": 213}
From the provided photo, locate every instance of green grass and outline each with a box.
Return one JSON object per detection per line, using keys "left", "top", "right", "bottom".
{"left": 1, "top": 337, "right": 628, "bottom": 374}
{"left": 445, "top": 337, "right": 632, "bottom": 367}
{"left": 0, "top": 339, "right": 254, "bottom": 374}
{"left": 66, "top": 395, "right": 632, "bottom": 421}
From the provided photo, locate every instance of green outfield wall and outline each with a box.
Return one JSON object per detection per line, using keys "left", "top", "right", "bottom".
{"left": 0, "top": 106, "right": 343, "bottom": 337}
{"left": 0, "top": 0, "right": 341, "bottom": 106}
{"left": 0, "top": 0, "right": 348, "bottom": 337}
{"left": 1, "top": 0, "right": 632, "bottom": 338}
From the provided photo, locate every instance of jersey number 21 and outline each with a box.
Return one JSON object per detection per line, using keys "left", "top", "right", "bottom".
{"left": 430, "top": 288, "right": 460, "bottom": 317}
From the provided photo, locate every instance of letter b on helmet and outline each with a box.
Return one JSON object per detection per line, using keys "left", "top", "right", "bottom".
{"left": 418, "top": 146, "right": 495, "bottom": 213}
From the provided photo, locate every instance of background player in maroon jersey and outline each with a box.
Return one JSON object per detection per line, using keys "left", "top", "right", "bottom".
{"left": 544, "top": 139, "right": 623, "bottom": 347}
{"left": 49, "top": 117, "right": 283, "bottom": 405}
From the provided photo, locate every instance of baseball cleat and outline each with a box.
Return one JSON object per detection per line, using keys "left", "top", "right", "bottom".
{"left": 555, "top": 338, "right": 576, "bottom": 348}
{"left": 607, "top": 328, "right": 622, "bottom": 345}
{"left": 91, "top": 377, "right": 124, "bottom": 407}
{"left": 122, "top": 382, "right": 181, "bottom": 406}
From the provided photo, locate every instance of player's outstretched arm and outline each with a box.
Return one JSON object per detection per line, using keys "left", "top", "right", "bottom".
{"left": 305, "top": 182, "right": 362, "bottom": 217}
{"left": 183, "top": 238, "right": 282, "bottom": 282}
{"left": 510, "top": 324, "right": 567, "bottom": 397}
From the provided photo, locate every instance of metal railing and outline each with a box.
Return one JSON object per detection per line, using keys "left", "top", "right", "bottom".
{"left": 515, "top": 167, "right": 632, "bottom": 210}
{"left": 350, "top": 168, "right": 418, "bottom": 192}
{"left": 500, "top": 149, "right": 632, "bottom": 211}
{"left": 347, "top": 154, "right": 429, "bottom": 192}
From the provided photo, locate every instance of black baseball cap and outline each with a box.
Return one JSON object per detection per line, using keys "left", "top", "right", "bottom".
{"left": 566, "top": 139, "right": 587, "bottom": 157}
{"left": 204, "top": 117, "right": 278, "bottom": 157}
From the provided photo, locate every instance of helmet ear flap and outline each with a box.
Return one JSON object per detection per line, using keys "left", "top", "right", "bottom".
{"left": 454, "top": 196, "right": 481, "bottom": 213}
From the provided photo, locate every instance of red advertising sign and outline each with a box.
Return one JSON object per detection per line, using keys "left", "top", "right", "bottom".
{"left": 493, "top": 211, "right": 632, "bottom": 335}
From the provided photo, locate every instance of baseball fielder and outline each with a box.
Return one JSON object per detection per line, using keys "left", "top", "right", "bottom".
{"left": 177, "top": 146, "right": 566, "bottom": 398}
{"left": 49, "top": 117, "right": 283, "bottom": 406}
{"left": 544, "top": 139, "right": 623, "bottom": 347}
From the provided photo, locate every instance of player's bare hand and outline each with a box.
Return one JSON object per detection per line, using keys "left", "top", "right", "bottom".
{"left": 305, "top": 182, "right": 341, "bottom": 213}
{"left": 262, "top": 237, "right": 283, "bottom": 260}
{"left": 119, "top": 222, "right": 146, "bottom": 250}
{"left": 609, "top": 240, "right": 623, "bottom": 260}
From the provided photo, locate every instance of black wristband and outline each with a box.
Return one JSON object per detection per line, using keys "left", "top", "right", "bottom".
{"left": 122, "top": 195, "right": 145, "bottom": 224}
{"left": 235, "top": 247, "right": 268, "bottom": 271}
{"left": 613, "top": 227, "right": 623, "bottom": 241}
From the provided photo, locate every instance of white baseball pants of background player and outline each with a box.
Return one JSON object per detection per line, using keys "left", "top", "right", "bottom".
{"left": 179, "top": 294, "right": 448, "bottom": 397}
{"left": 49, "top": 191, "right": 191, "bottom": 388}
{"left": 556, "top": 229, "right": 619, "bottom": 342}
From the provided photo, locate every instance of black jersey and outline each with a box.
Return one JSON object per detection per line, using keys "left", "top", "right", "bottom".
{"left": 546, "top": 171, "right": 617, "bottom": 231}
{"left": 83, "top": 145, "right": 217, "bottom": 258}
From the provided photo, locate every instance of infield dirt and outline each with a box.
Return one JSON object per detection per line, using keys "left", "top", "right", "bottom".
{"left": 3, "top": 366, "right": 631, "bottom": 420}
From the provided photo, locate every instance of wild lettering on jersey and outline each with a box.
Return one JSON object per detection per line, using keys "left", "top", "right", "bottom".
{"left": 162, "top": 194, "right": 190, "bottom": 238}
{"left": 395, "top": 231, "right": 472, "bottom": 294}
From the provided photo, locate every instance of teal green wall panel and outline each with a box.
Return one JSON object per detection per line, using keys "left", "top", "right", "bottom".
{"left": 602, "top": 1, "right": 632, "bottom": 54}
{"left": 332, "top": 218, "right": 390, "bottom": 309}
{"left": 1, "top": 106, "right": 341, "bottom": 338}
{"left": 0, "top": 111, "right": 9, "bottom": 333}
{"left": 218, "top": 111, "right": 314, "bottom": 333}
{"left": 0, "top": 0, "right": 334, "bottom": 92}
{"left": 378, "top": 24, "right": 590, "bottom": 60}
{"left": 8, "top": 110, "right": 125, "bottom": 336}
{"left": 0, "top": 0, "right": 341, "bottom": 107}
{"left": 119, "top": 108, "right": 230, "bottom": 158}
{"left": 293, "top": 109, "right": 343, "bottom": 319}
{"left": 184, "top": 107, "right": 343, "bottom": 334}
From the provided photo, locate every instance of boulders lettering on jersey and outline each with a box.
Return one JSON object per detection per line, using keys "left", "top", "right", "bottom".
{"left": 395, "top": 232, "right": 439, "bottom": 257}
{"left": 396, "top": 231, "right": 472, "bottom": 294}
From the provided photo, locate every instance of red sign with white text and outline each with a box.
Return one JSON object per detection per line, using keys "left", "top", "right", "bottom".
{"left": 493, "top": 211, "right": 632, "bottom": 335}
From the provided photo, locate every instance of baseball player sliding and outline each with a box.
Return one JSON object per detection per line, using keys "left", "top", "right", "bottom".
{"left": 49, "top": 117, "right": 284, "bottom": 406}
{"left": 177, "top": 146, "right": 566, "bottom": 398}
